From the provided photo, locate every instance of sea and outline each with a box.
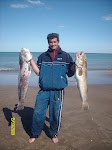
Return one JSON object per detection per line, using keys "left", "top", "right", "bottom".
{"left": 0, "top": 52, "right": 112, "bottom": 86}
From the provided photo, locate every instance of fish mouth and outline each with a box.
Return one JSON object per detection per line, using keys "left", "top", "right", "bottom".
{"left": 76, "top": 51, "right": 84, "bottom": 61}
{"left": 20, "top": 48, "right": 32, "bottom": 62}
{"left": 78, "top": 51, "right": 83, "bottom": 55}
{"left": 75, "top": 51, "right": 86, "bottom": 67}
{"left": 76, "top": 51, "right": 84, "bottom": 58}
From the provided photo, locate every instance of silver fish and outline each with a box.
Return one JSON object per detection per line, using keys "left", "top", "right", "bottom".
{"left": 75, "top": 51, "right": 89, "bottom": 110}
{"left": 17, "top": 48, "right": 32, "bottom": 111}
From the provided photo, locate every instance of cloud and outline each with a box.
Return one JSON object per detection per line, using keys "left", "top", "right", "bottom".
{"left": 103, "top": 14, "right": 112, "bottom": 21}
{"left": 27, "top": 0, "right": 44, "bottom": 5}
{"left": 10, "top": 4, "right": 29, "bottom": 8}
{"left": 10, "top": 1, "right": 50, "bottom": 10}
{"left": 58, "top": 26, "right": 65, "bottom": 28}
{"left": 45, "top": 6, "right": 52, "bottom": 10}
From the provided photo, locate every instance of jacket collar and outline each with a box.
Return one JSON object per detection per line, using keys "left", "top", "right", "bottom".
{"left": 57, "top": 47, "right": 63, "bottom": 54}
{"left": 46, "top": 47, "right": 62, "bottom": 56}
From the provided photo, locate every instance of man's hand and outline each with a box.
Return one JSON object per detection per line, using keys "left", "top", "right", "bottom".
{"left": 30, "top": 53, "right": 40, "bottom": 76}
{"left": 30, "top": 53, "right": 33, "bottom": 61}
{"left": 71, "top": 63, "right": 76, "bottom": 73}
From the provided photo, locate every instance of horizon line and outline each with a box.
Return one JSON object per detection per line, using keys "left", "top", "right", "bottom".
{"left": 0, "top": 51, "right": 112, "bottom": 54}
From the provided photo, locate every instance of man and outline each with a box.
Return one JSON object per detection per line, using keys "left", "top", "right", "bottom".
{"left": 29, "top": 33, "right": 75, "bottom": 144}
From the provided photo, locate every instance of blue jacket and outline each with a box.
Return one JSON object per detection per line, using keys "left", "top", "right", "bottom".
{"left": 37, "top": 48, "right": 74, "bottom": 90}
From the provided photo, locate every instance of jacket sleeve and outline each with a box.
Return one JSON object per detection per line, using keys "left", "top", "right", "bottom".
{"left": 66, "top": 53, "right": 75, "bottom": 77}
{"left": 37, "top": 55, "right": 42, "bottom": 70}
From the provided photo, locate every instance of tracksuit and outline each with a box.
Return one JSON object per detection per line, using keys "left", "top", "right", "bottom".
{"left": 30, "top": 47, "right": 74, "bottom": 138}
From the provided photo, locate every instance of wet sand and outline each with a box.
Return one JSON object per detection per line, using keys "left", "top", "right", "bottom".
{"left": 0, "top": 85, "right": 112, "bottom": 150}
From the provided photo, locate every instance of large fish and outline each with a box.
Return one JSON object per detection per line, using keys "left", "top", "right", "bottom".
{"left": 75, "top": 51, "right": 89, "bottom": 110}
{"left": 17, "top": 48, "right": 32, "bottom": 111}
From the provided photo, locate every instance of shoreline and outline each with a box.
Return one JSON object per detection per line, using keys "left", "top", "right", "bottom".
{"left": 0, "top": 68, "right": 112, "bottom": 72}
{"left": 0, "top": 83, "right": 112, "bottom": 87}
{"left": 0, "top": 85, "right": 112, "bottom": 150}
{"left": 0, "top": 69, "right": 112, "bottom": 86}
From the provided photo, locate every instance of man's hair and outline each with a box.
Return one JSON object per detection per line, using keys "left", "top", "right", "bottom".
{"left": 47, "top": 33, "right": 59, "bottom": 43}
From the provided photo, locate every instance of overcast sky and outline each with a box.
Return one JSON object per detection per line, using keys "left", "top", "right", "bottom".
{"left": 0, "top": 0, "right": 112, "bottom": 53}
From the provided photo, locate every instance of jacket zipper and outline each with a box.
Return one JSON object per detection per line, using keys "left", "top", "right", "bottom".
{"left": 52, "top": 61, "right": 53, "bottom": 88}
{"left": 54, "top": 50, "right": 55, "bottom": 60}
{"left": 52, "top": 51, "right": 56, "bottom": 88}
{"left": 48, "top": 51, "right": 56, "bottom": 89}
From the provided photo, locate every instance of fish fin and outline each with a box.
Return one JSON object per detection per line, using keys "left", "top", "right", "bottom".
{"left": 82, "top": 101, "right": 89, "bottom": 110}
{"left": 19, "top": 54, "right": 21, "bottom": 65}
{"left": 84, "top": 59, "right": 87, "bottom": 67}
{"left": 28, "top": 62, "right": 31, "bottom": 71}
{"left": 75, "top": 79, "right": 77, "bottom": 87}
{"left": 78, "top": 68, "right": 83, "bottom": 76}
{"left": 16, "top": 103, "right": 24, "bottom": 111}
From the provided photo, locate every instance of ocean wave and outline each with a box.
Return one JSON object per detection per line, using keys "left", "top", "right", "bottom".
{"left": 0, "top": 68, "right": 112, "bottom": 72}
{"left": 88, "top": 68, "right": 112, "bottom": 71}
{"left": 0, "top": 68, "right": 19, "bottom": 72}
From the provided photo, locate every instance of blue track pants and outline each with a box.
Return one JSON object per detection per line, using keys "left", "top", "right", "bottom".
{"left": 30, "top": 89, "right": 64, "bottom": 138}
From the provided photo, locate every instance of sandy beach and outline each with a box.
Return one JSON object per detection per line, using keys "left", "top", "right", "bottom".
{"left": 0, "top": 85, "right": 112, "bottom": 150}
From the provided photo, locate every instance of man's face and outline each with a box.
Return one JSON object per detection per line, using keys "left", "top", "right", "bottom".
{"left": 48, "top": 38, "right": 59, "bottom": 51}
